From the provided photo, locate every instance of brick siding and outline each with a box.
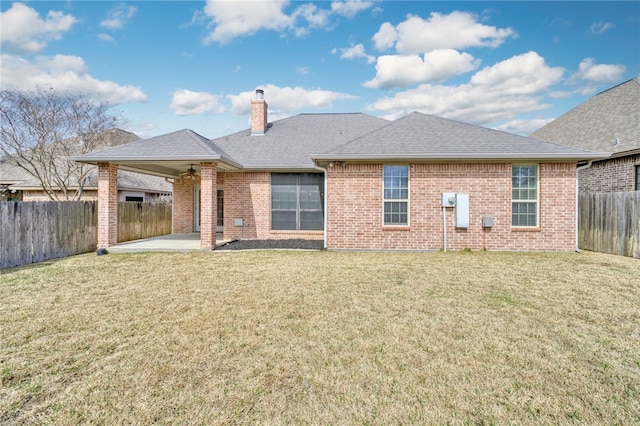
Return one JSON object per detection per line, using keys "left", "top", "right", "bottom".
{"left": 173, "top": 176, "right": 197, "bottom": 234}
{"left": 22, "top": 190, "right": 99, "bottom": 201}
{"left": 97, "top": 163, "right": 118, "bottom": 248}
{"left": 578, "top": 154, "right": 639, "bottom": 192}
{"left": 325, "top": 162, "right": 577, "bottom": 251}
{"left": 200, "top": 162, "right": 217, "bottom": 249}
{"left": 221, "top": 172, "right": 323, "bottom": 242}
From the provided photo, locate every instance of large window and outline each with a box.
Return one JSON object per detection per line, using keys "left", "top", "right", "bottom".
{"left": 383, "top": 165, "right": 409, "bottom": 226}
{"left": 271, "top": 173, "right": 324, "bottom": 230}
{"left": 512, "top": 164, "right": 539, "bottom": 227}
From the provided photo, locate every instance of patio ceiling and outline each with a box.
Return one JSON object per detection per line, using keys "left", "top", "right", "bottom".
{"left": 98, "top": 159, "right": 241, "bottom": 179}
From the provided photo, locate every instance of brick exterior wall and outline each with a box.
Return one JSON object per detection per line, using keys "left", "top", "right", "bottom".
{"left": 97, "top": 163, "right": 118, "bottom": 248}
{"left": 221, "top": 172, "right": 323, "bottom": 241}
{"left": 325, "top": 162, "right": 577, "bottom": 252}
{"left": 173, "top": 176, "right": 197, "bottom": 234}
{"left": 200, "top": 162, "right": 217, "bottom": 250}
{"left": 578, "top": 153, "right": 639, "bottom": 193}
{"left": 22, "top": 190, "right": 99, "bottom": 201}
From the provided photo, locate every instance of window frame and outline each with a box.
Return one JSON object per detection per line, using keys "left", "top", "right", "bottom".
{"left": 270, "top": 173, "right": 324, "bottom": 231}
{"left": 382, "top": 164, "right": 410, "bottom": 226}
{"left": 511, "top": 164, "right": 539, "bottom": 228}
{"left": 635, "top": 165, "right": 640, "bottom": 191}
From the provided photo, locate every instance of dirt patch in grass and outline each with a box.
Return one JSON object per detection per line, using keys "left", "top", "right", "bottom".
{"left": 1, "top": 251, "right": 639, "bottom": 424}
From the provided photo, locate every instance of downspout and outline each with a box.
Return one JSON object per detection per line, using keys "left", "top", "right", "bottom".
{"left": 575, "top": 161, "right": 594, "bottom": 252}
{"left": 313, "top": 163, "right": 328, "bottom": 249}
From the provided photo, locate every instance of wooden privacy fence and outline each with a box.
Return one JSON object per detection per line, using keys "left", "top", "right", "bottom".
{"left": 118, "top": 201, "right": 172, "bottom": 242}
{"left": 1, "top": 201, "right": 98, "bottom": 269}
{"left": 1, "top": 201, "right": 172, "bottom": 269}
{"left": 578, "top": 191, "right": 640, "bottom": 258}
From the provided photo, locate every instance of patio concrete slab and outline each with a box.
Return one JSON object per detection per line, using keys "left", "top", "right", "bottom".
{"left": 106, "top": 233, "right": 226, "bottom": 253}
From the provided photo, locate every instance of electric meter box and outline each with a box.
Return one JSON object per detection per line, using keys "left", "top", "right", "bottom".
{"left": 441, "top": 192, "right": 456, "bottom": 207}
{"left": 455, "top": 193, "right": 469, "bottom": 228}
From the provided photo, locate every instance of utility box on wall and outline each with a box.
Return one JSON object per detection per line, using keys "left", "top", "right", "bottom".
{"left": 455, "top": 193, "right": 469, "bottom": 228}
{"left": 441, "top": 192, "right": 457, "bottom": 207}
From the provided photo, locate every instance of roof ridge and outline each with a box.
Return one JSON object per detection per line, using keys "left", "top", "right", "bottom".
{"left": 183, "top": 129, "right": 220, "bottom": 154}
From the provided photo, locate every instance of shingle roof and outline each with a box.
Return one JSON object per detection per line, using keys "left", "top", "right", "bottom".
{"left": 73, "top": 129, "right": 236, "bottom": 163}
{"left": 530, "top": 77, "right": 640, "bottom": 155}
{"left": 312, "top": 112, "right": 606, "bottom": 162}
{"left": 72, "top": 110, "right": 606, "bottom": 176}
{"left": 212, "top": 113, "right": 390, "bottom": 169}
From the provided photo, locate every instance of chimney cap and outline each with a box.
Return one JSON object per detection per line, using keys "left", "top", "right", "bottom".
{"left": 255, "top": 89, "right": 264, "bottom": 100}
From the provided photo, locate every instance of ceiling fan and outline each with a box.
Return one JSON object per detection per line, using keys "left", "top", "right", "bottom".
{"left": 181, "top": 164, "right": 199, "bottom": 180}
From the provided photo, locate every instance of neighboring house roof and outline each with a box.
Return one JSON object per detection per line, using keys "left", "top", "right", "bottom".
{"left": 312, "top": 112, "right": 606, "bottom": 162}
{"left": 1, "top": 128, "right": 171, "bottom": 194}
{"left": 530, "top": 77, "right": 640, "bottom": 157}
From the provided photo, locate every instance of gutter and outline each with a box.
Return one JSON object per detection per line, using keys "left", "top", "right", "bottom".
{"left": 575, "top": 161, "right": 594, "bottom": 253}
{"left": 312, "top": 163, "right": 328, "bottom": 249}
{"left": 310, "top": 153, "right": 609, "bottom": 162}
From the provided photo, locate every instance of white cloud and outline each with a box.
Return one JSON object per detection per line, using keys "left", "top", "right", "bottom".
{"left": 364, "top": 49, "right": 480, "bottom": 89}
{"left": 296, "top": 66, "right": 310, "bottom": 74}
{"left": 201, "top": 0, "right": 371, "bottom": 44}
{"left": 202, "top": 0, "right": 292, "bottom": 44}
{"left": 0, "top": 54, "right": 147, "bottom": 105}
{"left": 590, "top": 20, "right": 614, "bottom": 35}
{"left": 170, "top": 89, "right": 224, "bottom": 115}
{"left": 0, "top": 2, "right": 77, "bottom": 53}
{"left": 97, "top": 33, "right": 116, "bottom": 43}
{"left": 227, "top": 84, "right": 356, "bottom": 116}
{"left": 331, "top": 0, "right": 373, "bottom": 18}
{"left": 100, "top": 4, "right": 137, "bottom": 31}
{"left": 470, "top": 51, "right": 564, "bottom": 95}
{"left": 368, "top": 51, "right": 564, "bottom": 126}
{"left": 336, "top": 44, "right": 375, "bottom": 64}
{"left": 291, "top": 3, "right": 330, "bottom": 31}
{"left": 372, "top": 22, "right": 398, "bottom": 51}
{"left": 495, "top": 118, "right": 555, "bottom": 136}
{"left": 372, "top": 11, "right": 515, "bottom": 54}
{"left": 573, "top": 58, "right": 626, "bottom": 83}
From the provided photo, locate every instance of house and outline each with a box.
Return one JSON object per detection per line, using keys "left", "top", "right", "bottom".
{"left": 530, "top": 77, "right": 639, "bottom": 192}
{"left": 72, "top": 90, "right": 605, "bottom": 252}
{"left": 0, "top": 128, "right": 172, "bottom": 201}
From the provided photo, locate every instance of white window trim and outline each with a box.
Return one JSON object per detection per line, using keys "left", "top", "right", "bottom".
{"left": 382, "top": 164, "right": 410, "bottom": 227}
{"left": 511, "top": 164, "right": 540, "bottom": 228}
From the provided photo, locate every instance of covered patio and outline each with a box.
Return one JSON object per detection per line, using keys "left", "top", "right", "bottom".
{"left": 105, "top": 233, "right": 227, "bottom": 253}
{"left": 70, "top": 129, "right": 242, "bottom": 251}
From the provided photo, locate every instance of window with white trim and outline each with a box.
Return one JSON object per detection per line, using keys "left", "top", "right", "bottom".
{"left": 271, "top": 173, "right": 324, "bottom": 230}
{"left": 383, "top": 165, "right": 409, "bottom": 226}
{"left": 512, "top": 164, "right": 539, "bottom": 227}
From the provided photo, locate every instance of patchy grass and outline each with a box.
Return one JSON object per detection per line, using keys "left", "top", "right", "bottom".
{"left": 1, "top": 250, "right": 639, "bottom": 425}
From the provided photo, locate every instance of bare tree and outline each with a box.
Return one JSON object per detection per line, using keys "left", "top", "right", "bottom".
{"left": 0, "top": 88, "right": 120, "bottom": 200}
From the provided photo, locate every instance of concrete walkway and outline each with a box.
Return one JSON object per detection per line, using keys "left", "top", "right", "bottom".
{"left": 107, "top": 233, "right": 226, "bottom": 253}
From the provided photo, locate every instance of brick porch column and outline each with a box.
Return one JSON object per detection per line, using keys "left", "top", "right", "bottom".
{"left": 97, "top": 162, "right": 118, "bottom": 249}
{"left": 200, "top": 162, "right": 217, "bottom": 250}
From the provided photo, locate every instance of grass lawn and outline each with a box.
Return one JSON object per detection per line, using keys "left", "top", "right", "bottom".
{"left": 1, "top": 250, "right": 639, "bottom": 425}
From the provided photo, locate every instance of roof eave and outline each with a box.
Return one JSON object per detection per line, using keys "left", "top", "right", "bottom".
{"left": 310, "top": 152, "right": 610, "bottom": 162}
{"left": 69, "top": 155, "right": 243, "bottom": 173}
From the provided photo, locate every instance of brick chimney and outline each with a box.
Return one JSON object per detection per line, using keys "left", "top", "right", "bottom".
{"left": 251, "top": 89, "right": 268, "bottom": 135}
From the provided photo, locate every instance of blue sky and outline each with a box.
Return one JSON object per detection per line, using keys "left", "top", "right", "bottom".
{"left": 1, "top": 1, "right": 638, "bottom": 139}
